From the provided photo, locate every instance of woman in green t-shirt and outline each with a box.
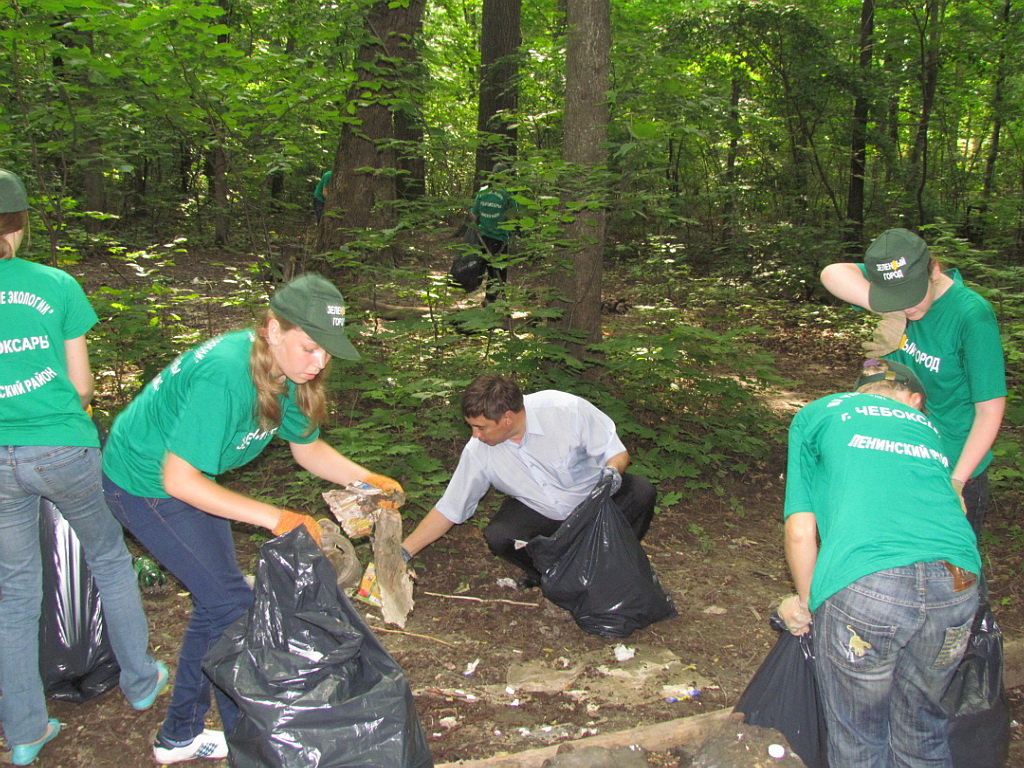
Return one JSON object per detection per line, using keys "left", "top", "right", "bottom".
{"left": 102, "top": 273, "right": 402, "bottom": 764}
{"left": 0, "top": 169, "right": 166, "bottom": 766}
{"left": 820, "top": 228, "right": 1006, "bottom": 537}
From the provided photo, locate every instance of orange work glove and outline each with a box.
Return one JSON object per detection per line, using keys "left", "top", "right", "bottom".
{"left": 365, "top": 473, "right": 403, "bottom": 496}
{"left": 273, "top": 510, "right": 323, "bottom": 548}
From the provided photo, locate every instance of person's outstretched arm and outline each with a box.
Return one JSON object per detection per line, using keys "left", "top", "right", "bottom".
{"left": 402, "top": 508, "right": 455, "bottom": 556}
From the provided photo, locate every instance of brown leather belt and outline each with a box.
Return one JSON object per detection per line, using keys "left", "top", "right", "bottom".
{"left": 940, "top": 561, "right": 977, "bottom": 593}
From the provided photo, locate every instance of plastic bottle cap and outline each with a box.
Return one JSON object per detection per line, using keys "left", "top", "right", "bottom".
{"left": 768, "top": 744, "right": 786, "bottom": 759}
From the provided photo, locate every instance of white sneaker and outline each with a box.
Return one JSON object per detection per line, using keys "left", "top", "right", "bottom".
{"left": 153, "top": 729, "right": 228, "bottom": 764}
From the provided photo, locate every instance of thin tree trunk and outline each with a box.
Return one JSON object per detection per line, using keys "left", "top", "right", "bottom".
{"left": 907, "top": 0, "right": 944, "bottom": 227}
{"left": 844, "top": 0, "right": 874, "bottom": 251}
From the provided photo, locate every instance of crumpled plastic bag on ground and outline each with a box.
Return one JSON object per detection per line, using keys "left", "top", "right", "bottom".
{"left": 734, "top": 611, "right": 828, "bottom": 768}
{"left": 203, "top": 527, "right": 433, "bottom": 768}
{"left": 39, "top": 499, "right": 120, "bottom": 702}
{"left": 526, "top": 479, "right": 676, "bottom": 638}
{"left": 943, "top": 599, "right": 1010, "bottom": 768}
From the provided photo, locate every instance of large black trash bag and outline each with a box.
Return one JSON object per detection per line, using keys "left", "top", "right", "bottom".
{"left": 734, "top": 612, "right": 828, "bottom": 768}
{"left": 38, "top": 498, "right": 121, "bottom": 702}
{"left": 204, "top": 528, "right": 433, "bottom": 768}
{"left": 526, "top": 479, "right": 676, "bottom": 638}
{"left": 943, "top": 599, "right": 1009, "bottom": 768}
{"left": 448, "top": 253, "right": 485, "bottom": 292}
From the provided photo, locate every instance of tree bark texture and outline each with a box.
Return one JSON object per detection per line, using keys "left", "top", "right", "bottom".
{"left": 552, "top": 0, "right": 610, "bottom": 356}
{"left": 475, "top": 0, "right": 522, "bottom": 181}
{"left": 317, "top": 0, "right": 426, "bottom": 260}
{"left": 844, "top": 0, "right": 874, "bottom": 250}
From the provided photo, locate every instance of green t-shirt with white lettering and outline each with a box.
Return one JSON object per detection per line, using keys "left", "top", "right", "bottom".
{"left": 470, "top": 186, "right": 516, "bottom": 242}
{"left": 103, "top": 330, "right": 319, "bottom": 498}
{"left": 0, "top": 257, "right": 99, "bottom": 447}
{"left": 784, "top": 391, "right": 980, "bottom": 611}
{"left": 857, "top": 267, "right": 1006, "bottom": 476}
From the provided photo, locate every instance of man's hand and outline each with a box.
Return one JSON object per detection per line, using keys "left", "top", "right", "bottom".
{"left": 778, "top": 595, "right": 812, "bottom": 636}
{"left": 273, "top": 510, "right": 323, "bottom": 548}
{"left": 601, "top": 466, "right": 622, "bottom": 495}
{"left": 863, "top": 312, "right": 907, "bottom": 357}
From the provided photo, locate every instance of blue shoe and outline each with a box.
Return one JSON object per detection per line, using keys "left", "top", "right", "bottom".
{"left": 11, "top": 719, "right": 60, "bottom": 766}
{"left": 131, "top": 661, "right": 170, "bottom": 711}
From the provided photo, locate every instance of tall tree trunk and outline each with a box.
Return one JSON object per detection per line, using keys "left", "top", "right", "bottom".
{"left": 844, "top": 0, "right": 874, "bottom": 251}
{"left": 981, "top": 0, "right": 1011, "bottom": 204}
{"left": 317, "top": 0, "right": 426, "bottom": 261}
{"left": 551, "top": 0, "right": 609, "bottom": 358}
{"left": 907, "top": 0, "right": 944, "bottom": 227}
{"left": 475, "top": 0, "right": 522, "bottom": 182}
{"left": 207, "top": 144, "right": 230, "bottom": 246}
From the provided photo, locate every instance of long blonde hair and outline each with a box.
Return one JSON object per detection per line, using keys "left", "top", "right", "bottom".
{"left": 251, "top": 310, "right": 329, "bottom": 435}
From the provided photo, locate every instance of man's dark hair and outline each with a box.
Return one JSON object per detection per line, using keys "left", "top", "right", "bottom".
{"left": 461, "top": 374, "right": 523, "bottom": 421}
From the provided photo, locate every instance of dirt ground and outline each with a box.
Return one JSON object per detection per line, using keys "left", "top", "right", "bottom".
{"left": 8, "top": 242, "right": 1023, "bottom": 767}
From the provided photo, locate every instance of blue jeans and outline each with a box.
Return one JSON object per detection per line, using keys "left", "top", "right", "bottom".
{"left": 0, "top": 446, "right": 159, "bottom": 747}
{"left": 103, "top": 475, "right": 252, "bottom": 743}
{"left": 813, "top": 562, "right": 977, "bottom": 767}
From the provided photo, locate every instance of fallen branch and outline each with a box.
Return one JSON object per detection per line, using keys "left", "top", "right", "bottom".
{"left": 366, "top": 621, "right": 459, "bottom": 647}
{"left": 425, "top": 591, "right": 539, "bottom": 608}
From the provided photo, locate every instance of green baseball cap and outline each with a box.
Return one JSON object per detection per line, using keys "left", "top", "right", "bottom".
{"left": 863, "top": 228, "right": 931, "bottom": 312}
{"left": 855, "top": 358, "right": 925, "bottom": 398}
{"left": 269, "top": 273, "right": 360, "bottom": 360}
{"left": 0, "top": 170, "right": 29, "bottom": 214}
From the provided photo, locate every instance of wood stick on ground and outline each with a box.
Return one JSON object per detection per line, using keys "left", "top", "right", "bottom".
{"left": 424, "top": 591, "right": 539, "bottom": 608}
{"left": 366, "top": 622, "right": 459, "bottom": 647}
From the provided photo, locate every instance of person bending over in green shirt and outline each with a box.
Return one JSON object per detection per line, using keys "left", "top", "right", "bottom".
{"left": 779, "top": 359, "right": 979, "bottom": 767}
{"left": 102, "top": 273, "right": 401, "bottom": 764}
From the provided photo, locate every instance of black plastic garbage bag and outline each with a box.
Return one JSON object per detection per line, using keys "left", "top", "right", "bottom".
{"left": 204, "top": 528, "right": 433, "bottom": 768}
{"left": 38, "top": 498, "right": 120, "bottom": 702}
{"left": 448, "top": 251, "right": 486, "bottom": 292}
{"left": 734, "top": 612, "right": 829, "bottom": 768}
{"left": 943, "top": 599, "right": 1009, "bottom": 768}
{"left": 526, "top": 479, "right": 676, "bottom": 638}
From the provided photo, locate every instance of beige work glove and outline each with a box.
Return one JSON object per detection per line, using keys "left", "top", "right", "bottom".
{"left": 862, "top": 312, "right": 907, "bottom": 357}
{"left": 273, "top": 510, "right": 323, "bottom": 547}
{"left": 778, "top": 595, "right": 812, "bottom": 636}
{"left": 365, "top": 473, "right": 404, "bottom": 510}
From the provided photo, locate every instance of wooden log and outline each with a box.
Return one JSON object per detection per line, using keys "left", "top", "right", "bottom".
{"left": 373, "top": 505, "right": 415, "bottom": 629}
{"left": 434, "top": 708, "right": 737, "bottom": 768}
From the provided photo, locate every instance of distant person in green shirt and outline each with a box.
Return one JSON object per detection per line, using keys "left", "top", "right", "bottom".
{"left": 0, "top": 169, "right": 165, "bottom": 766}
{"left": 313, "top": 170, "right": 332, "bottom": 223}
{"left": 470, "top": 162, "right": 517, "bottom": 304}
{"left": 101, "top": 273, "right": 402, "bottom": 764}
{"left": 780, "top": 359, "right": 979, "bottom": 767}
{"left": 820, "top": 228, "right": 1006, "bottom": 537}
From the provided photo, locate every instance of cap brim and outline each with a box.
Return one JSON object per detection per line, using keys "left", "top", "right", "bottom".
{"left": 310, "top": 330, "right": 360, "bottom": 361}
{"left": 868, "top": 276, "right": 929, "bottom": 313}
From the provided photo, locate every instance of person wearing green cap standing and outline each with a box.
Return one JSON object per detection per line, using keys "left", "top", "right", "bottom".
{"left": 101, "top": 273, "right": 402, "bottom": 764}
{"left": 820, "top": 228, "right": 1006, "bottom": 538}
{"left": 0, "top": 170, "right": 167, "bottom": 765}
{"left": 470, "top": 162, "right": 517, "bottom": 304}
{"left": 778, "top": 359, "right": 979, "bottom": 766}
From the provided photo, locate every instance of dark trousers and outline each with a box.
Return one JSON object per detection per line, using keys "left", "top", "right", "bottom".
{"left": 479, "top": 235, "right": 508, "bottom": 302}
{"left": 482, "top": 474, "right": 656, "bottom": 581}
{"left": 963, "top": 470, "right": 990, "bottom": 541}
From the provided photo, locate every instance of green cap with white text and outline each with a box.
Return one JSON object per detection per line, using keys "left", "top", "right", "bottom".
{"left": 863, "top": 228, "right": 931, "bottom": 312}
{"left": 270, "top": 273, "right": 360, "bottom": 360}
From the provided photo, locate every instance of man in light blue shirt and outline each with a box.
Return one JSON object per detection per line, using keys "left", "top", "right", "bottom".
{"left": 402, "top": 375, "right": 656, "bottom": 588}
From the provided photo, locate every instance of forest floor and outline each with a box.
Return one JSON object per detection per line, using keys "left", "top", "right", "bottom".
{"left": 11, "top": 236, "right": 1024, "bottom": 767}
